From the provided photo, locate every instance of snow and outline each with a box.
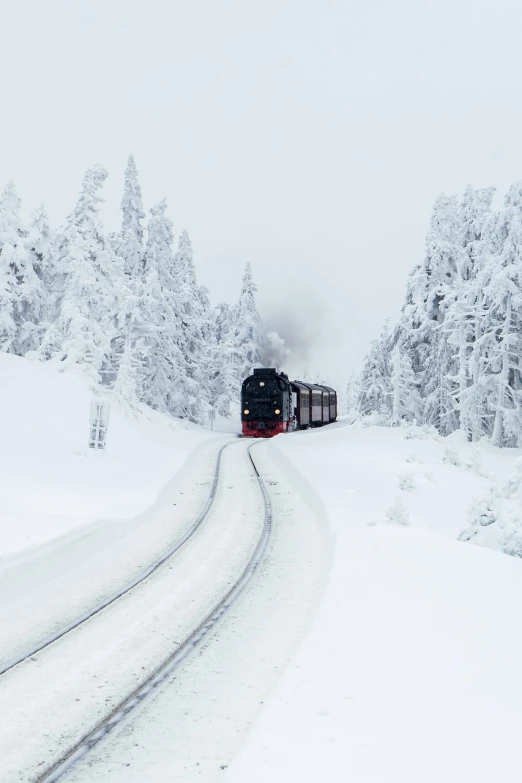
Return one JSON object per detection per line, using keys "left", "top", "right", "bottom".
{"left": 60, "top": 438, "right": 330, "bottom": 783}
{"left": 226, "top": 422, "right": 522, "bottom": 783}
{"left": 3, "top": 350, "right": 522, "bottom": 783}
{"left": 0, "top": 441, "right": 264, "bottom": 783}
{"left": 0, "top": 352, "right": 216, "bottom": 557}
{"left": 0, "top": 352, "right": 243, "bottom": 677}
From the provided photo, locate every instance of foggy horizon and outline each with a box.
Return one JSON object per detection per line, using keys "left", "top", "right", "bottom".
{"left": 3, "top": 0, "right": 522, "bottom": 383}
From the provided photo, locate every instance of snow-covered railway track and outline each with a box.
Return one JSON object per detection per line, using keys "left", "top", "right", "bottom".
{"left": 0, "top": 443, "right": 229, "bottom": 678}
{"left": 0, "top": 440, "right": 271, "bottom": 783}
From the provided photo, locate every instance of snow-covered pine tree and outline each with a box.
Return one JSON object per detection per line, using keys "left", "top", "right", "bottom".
{"left": 140, "top": 200, "right": 200, "bottom": 420}
{"left": 479, "top": 186, "right": 522, "bottom": 446}
{"left": 0, "top": 182, "right": 48, "bottom": 356}
{"left": 209, "top": 302, "right": 235, "bottom": 416}
{"left": 23, "top": 204, "right": 57, "bottom": 356}
{"left": 390, "top": 341, "right": 421, "bottom": 425}
{"left": 0, "top": 182, "right": 26, "bottom": 353}
{"left": 230, "top": 262, "right": 265, "bottom": 380}
{"left": 111, "top": 157, "right": 149, "bottom": 402}
{"left": 357, "top": 325, "right": 392, "bottom": 419}
{"left": 358, "top": 180, "right": 522, "bottom": 447}
{"left": 344, "top": 372, "right": 360, "bottom": 416}
{"left": 173, "top": 229, "right": 214, "bottom": 409}
{"left": 417, "top": 195, "right": 462, "bottom": 431}
{"left": 215, "top": 302, "right": 231, "bottom": 344}
{"left": 118, "top": 155, "right": 145, "bottom": 279}
{"left": 444, "top": 186, "right": 495, "bottom": 439}
{"left": 52, "top": 165, "right": 118, "bottom": 381}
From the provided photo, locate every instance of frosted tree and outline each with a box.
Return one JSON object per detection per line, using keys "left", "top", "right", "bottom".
{"left": 118, "top": 155, "right": 145, "bottom": 279}
{"left": 0, "top": 182, "right": 26, "bottom": 352}
{"left": 111, "top": 157, "right": 149, "bottom": 401}
{"left": 215, "top": 301, "right": 231, "bottom": 343}
{"left": 52, "top": 165, "right": 118, "bottom": 380}
{"left": 357, "top": 326, "right": 392, "bottom": 418}
{"left": 140, "top": 201, "right": 200, "bottom": 420}
{"left": 23, "top": 204, "right": 58, "bottom": 356}
{"left": 357, "top": 180, "right": 522, "bottom": 447}
{"left": 417, "top": 196, "right": 462, "bottom": 429}
{"left": 481, "top": 194, "right": 522, "bottom": 446}
{"left": 345, "top": 373, "right": 360, "bottom": 416}
{"left": 444, "top": 187, "right": 495, "bottom": 439}
{"left": 173, "top": 229, "right": 214, "bottom": 406}
{"left": 230, "top": 262, "right": 265, "bottom": 380}
{"left": 0, "top": 182, "right": 49, "bottom": 356}
{"left": 390, "top": 342, "right": 421, "bottom": 425}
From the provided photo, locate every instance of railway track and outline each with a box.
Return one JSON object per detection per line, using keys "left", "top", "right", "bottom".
{"left": 0, "top": 442, "right": 229, "bottom": 678}
{"left": 1, "top": 439, "right": 272, "bottom": 783}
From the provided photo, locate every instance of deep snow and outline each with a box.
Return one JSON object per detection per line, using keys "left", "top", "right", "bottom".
{"left": 0, "top": 352, "right": 223, "bottom": 557}
{"left": 226, "top": 423, "right": 522, "bottom": 782}
{"left": 3, "top": 353, "right": 522, "bottom": 783}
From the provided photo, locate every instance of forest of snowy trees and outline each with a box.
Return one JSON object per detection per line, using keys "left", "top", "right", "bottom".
{"left": 0, "top": 157, "right": 285, "bottom": 422}
{"left": 356, "top": 182, "right": 522, "bottom": 447}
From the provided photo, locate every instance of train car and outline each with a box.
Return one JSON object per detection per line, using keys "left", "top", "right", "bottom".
{"left": 241, "top": 368, "right": 293, "bottom": 437}
{"left": 321, "top": 387, "right": 330, "bottom": 422}
{"left": 324, "top": 385, "right": 338, "bottom": 422}
{"left": 289, "top": 381, "right": 310, "bottom": 429}
{"left": 317, "top": 384, "right": 338, "bottom": 423}
{"left": 294, "top": 382, "right": 324, "bottom": 426}
{"left": 241, "top": 369, "right": 338, "bottom": 437}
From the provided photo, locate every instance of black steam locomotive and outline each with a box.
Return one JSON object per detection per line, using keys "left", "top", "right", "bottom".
{"left": 241, "top": 368, "right": 337, "bottom": 438}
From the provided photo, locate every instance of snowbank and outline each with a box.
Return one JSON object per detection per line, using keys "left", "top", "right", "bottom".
{"left": 0, "top": 353, "right": 221, "bottom": 557}
{"left": 227, "top": 422, "right": 522, "bottom": 783}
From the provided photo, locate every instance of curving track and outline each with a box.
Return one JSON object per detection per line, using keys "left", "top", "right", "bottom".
{"left": 0, "top": 439, "right": 272, "bottom": 783}
{"left": 0, "top": 443, "right": 228, "bottom": 678}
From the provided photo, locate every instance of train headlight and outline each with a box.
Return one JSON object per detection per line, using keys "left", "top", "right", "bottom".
{"left": 275, "top": 408, "right": 280, "bottom": 415}
{"left": 244, "top": 409, "right": 249, "bottom": 415}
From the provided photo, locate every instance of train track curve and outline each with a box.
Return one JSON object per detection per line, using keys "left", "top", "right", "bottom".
{"left": 1, "top": 440, "right": 272, "bottom": 783}
{"left": 0, "top": 442, "right": 231, "bottom": 678}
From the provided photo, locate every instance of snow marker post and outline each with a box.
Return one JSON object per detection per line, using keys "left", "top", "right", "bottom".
{"left": 208, "top": 407, "right": 216, "bottom": 431}
{"left": 89, "top": 400, "right": 110, "bottom": 450}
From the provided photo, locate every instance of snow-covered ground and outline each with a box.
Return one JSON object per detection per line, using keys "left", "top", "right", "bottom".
{"left": 0, "top": 353, "right": 238, "bottom": 673}
{"left": 227, "top": 423, "right": 522, "bottom": 782}
{"left": 3, "top": 353, "right": 522, "bottom": 783}
{"left": 0, "top": 352, "right": 228, "bottom": 558}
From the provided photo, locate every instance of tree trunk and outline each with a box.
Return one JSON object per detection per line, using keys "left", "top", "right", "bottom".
{"left": 491, "top": 294, "right": 512, "bottom": 447}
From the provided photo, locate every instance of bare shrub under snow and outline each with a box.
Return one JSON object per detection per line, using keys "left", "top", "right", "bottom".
{"left": 460, "top": 459, "right": 522, "bottom": 557}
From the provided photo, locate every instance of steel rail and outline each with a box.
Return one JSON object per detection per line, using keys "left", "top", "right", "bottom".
{"left": 0, "top": 442, "right": 230, "bottom": 678}
{"left": 35, "top": 441, "right": 272, "bottom": 783}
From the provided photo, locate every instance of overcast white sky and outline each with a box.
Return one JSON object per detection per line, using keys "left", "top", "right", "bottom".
{"left": 2, "top": 0, "right": 522, "bottom": 382}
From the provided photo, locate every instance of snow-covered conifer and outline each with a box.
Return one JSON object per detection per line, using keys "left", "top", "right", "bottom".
{"left": 357, "top": 326, "right": 392, "bottom": 419}
{"left": 390, "top": 341, "right": 421, "bottom": 425}
{"left": 231, "top": 262, "right": 265, "bottom": 380}
{"left": 0, "top": 183, "right": 25, "bottom": 352}
{"left": 140, "top": 201, "right": 200, "bottom": 420}
{"left": 0, "top": 182, "right": 48, "bottom": 356}
{"left": 53, "top": 165, "right": 118, "bottom": 380}
{"left": 118, "top": 155, "right": 145, "bottom": 279}
{"left": 174, "top": 229, "right": 213, "bottom": 403}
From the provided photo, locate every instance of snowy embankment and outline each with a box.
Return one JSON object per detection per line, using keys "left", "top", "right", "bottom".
{"left": 0, "top": 353, "right": 238, "bottom": 669}
{"left": 0, "top": 352, "right": 222, "bottom": 558}
{"left": 227, "top": 423, "right": 522, "bottom": 783}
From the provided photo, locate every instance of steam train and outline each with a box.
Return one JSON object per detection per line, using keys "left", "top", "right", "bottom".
{"left": 241, "top": 368, "right": 337, "bottom": 438}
